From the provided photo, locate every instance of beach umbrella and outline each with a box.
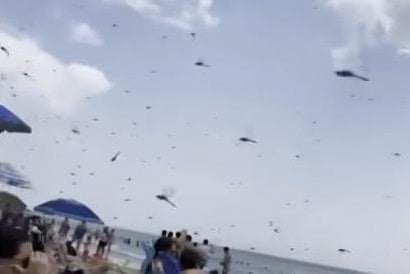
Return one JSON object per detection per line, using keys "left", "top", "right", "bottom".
{"left": 0, "top": 104, "right": 32, "bottom": 134}
{"left": 0, "top": 191, "right": 27, "bottom": 214}
{"left": 34, "top": 198, "right": 104, "bottom": 224}
{"left": 0, "top": 162, "right": 32, "bottom": 189}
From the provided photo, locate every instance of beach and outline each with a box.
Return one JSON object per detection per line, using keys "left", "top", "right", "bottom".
{"left": 2, "top": 214, "right": 374, "bottom": 274}
{"left": 2, "top": 1, "right": 410, "bottom": 273}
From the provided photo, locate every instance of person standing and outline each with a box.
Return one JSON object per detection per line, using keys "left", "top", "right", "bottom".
{"left": 38, "top": 219, "right": 47, "bottom": 244}
{"left": 220, "top": 247, "right": 231, "bottom": 274}
{"left": 58, "top": 217, "right": 70, "bottom": 240}
{"left": 180, "top": 248, "right": 204, "bottom": 274}
{"left": 141, "top": 240, "right": 155, "bottom": 274}
{"left": 173, "top": 231, "right": 183, "bottom": 257}
{"left": 31, "top": 222, "right": 45, "bottom": 252}
{"left": 154, "top": 230, "right": 169, "bottom": 256}
{"left": 46, "top": 219, "right": 57, "bottom": 242}
{"left": 106, "top": 228, "right": 116, "bottom": 259}
{"left": 96, "top": 226, "right": 109, "bottom": 259}
{"left": 73, "top": 221, "right": 87, "bottom": 252}
{"left": 184, "top": 235, "right": 193, "bottom": 250}
{"left": 82, "top": 234, "right": 93, "bottom": 261}
{"left": 152, "top": 237, "right": 180, "bottom": 274}
{"left": 198, "top": 239, "right": 211, "bottom": 269}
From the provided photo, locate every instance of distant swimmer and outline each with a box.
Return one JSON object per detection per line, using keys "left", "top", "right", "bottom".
{"left": 123, "top": 238, "right": 131, "bottom": 245}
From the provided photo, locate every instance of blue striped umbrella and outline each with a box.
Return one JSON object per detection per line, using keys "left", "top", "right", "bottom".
{"left": 0, "top": 162, "right": 32, "bottom": 189}
{"left": 34, "top": 199, "right": 104, "bottom": 224}
{"left": 0, "top": 104, "right": 31, "bottom": 134}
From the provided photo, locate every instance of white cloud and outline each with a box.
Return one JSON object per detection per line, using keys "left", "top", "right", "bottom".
{"left": 398, "top": 48, "right": 410, "bottom": 56}
{"left": 327, "top": 0, "right": 410, "bottom": 67}
{"left": 69, "top": 22, "right": 104, "bottom": 46}
{"left": 103, "top": 0, "right": 219, "bottom": 30}
{"left": 0, "top": 28, "right": 112, "bottom": 113}
{"left": 197, "top": 0, "right": 219, "bottom": 27}
{"left": 114, "top": 0, "right": 161, "bottom": 13}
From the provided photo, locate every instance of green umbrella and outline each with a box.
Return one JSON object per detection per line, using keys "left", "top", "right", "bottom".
{"left": 0, "top": 191, "right": 26, "bottom": 214}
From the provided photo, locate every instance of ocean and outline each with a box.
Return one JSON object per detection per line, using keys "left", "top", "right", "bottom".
{"left": 108, "top": 228, "right": 373, "bottom": 274}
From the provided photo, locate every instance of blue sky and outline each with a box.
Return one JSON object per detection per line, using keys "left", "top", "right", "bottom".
{"left": 1, "top": 0, "right": 410, "bottom": 273}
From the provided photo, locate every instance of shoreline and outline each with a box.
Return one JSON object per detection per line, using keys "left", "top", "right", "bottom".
{"left": 109, "top": 227, "right": 374, "bottom": 274}
{"left": 25, "top": 215, "right": 374, "bottom": 274}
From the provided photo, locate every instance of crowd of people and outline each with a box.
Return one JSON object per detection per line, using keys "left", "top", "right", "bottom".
{"left": 58, "top": 218, "right": 116, "bottom": 261}
{"left": 0, "top": 207, "right": 232, "bottom": 274}
{"left": 141, "top": 229, "right": 232, "bottom": 274}
{"left": 0, "top": 204, "right": 117, "bottom": 261}
{"left": 0, "top": 208, "right": 119, "bottom": 273}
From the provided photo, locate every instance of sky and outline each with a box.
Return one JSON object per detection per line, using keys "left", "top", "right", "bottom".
{"left": 1, "top": 0, "right": 410, "bottom": 273}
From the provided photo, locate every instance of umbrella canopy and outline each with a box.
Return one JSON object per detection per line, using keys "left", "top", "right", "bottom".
{"left": 34, "top": 199, "right": 104, "bottom": 224}
{"left": 0, "top": 191, "right": 27, "bottom": 214}
{"left": 0, "top": 104, "right": 32, "bottom": 134}
{"left": 0, "top": 162, "right": 32, "bottom": 189}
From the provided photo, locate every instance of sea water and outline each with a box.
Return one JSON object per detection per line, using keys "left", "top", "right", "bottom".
{"left": 108, "top": 228, "right": 373, "bottom": 274}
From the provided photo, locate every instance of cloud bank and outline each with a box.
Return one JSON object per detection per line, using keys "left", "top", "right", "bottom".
{"left": 104, "top": 0, "right": 219, "bottom": 30}
{"left": 69, "top": 22, "right": 104, "bottom": 46}
{"left": 0, "top": 28, "right": 112, "bottom": 113}
{"left": 328, "top": 0, "right": 410, "bottom": 67}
